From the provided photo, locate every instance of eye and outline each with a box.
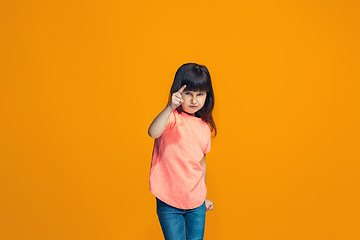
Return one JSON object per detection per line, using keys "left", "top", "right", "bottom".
{"left": 185, "top": 92, "right": 191, "bottom": 95}
{"left": 198, "top": 93, "right": 204, "bottom": 96}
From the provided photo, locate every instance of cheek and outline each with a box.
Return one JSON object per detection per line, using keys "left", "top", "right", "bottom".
{"left": 182, "top": 96, "right": 190, "bottom": 102}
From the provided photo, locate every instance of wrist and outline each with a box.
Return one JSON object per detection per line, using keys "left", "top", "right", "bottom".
{"left": 167, "top": 104, "right": 177, "bottom": 111}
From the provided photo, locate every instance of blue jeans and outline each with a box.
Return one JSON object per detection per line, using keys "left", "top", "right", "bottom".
{"left": 156, "top": 197, "right": 206, "bottom": 240}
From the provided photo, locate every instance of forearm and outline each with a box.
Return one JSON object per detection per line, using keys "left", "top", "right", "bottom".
{"left": 201, "top": 158, "right": 206, "bottom": 184}
{"left": 148, "top": 105, "right": 174, "bottom": 138}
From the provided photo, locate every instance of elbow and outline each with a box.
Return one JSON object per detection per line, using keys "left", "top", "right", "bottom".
{"left": 148, "top": 129, "right": 160, "bottom": 139}
{"left": 201, "top": 155, "right": 206, "bottom": 165}
{"left": 148, "top": 129, "right": 155, "bottom": 138}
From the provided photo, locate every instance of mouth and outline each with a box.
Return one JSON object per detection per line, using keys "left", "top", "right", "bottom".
{"left": 189, "top": 106, "right": 198, "bottom": 108}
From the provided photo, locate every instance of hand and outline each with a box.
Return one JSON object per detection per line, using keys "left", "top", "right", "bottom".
{"left": 205, "top": 198, "right": 214, "bottom": 211}
{"left": 169, "top": 85, "right": 186, "bottom": 110}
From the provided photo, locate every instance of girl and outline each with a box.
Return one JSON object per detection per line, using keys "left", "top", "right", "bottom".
{"left": 148, "top": 63, "right": 216, "bottom": 240}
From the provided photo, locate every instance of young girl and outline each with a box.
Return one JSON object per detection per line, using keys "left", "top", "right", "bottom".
{"left": 148, "top": 63, "right": 216, "bottom": 240}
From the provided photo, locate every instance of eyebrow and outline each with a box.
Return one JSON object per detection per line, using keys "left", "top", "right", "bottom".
{"left": 184, "top": 91, "right": 206, "bottom": 93}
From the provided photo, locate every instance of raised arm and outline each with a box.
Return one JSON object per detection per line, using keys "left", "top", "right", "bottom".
{"left": 148, "top": 85, "right": 186, "bottom": 139}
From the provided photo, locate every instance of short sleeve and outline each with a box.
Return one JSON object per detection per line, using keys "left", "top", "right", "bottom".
{"left": 204, "top": 135, "right": 211, "bottom": 154}
{"left": 164, "top": 110, "right": 177, "bottom": 131}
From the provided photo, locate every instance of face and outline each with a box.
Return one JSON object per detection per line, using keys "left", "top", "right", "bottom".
{"left": 181, "top": 90, "right": 207, "bottom": 115}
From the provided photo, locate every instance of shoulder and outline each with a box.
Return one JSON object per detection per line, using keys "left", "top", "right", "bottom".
{"left": 166, "top": 109, "right": 179, "bottom": 129}
{"left": 202, "top": 121, "right": 212, "bottom": 134}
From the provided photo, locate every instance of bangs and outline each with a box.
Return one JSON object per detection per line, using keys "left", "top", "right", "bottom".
{"left": 182, "top": 70, "right": 210, "bottom": 92}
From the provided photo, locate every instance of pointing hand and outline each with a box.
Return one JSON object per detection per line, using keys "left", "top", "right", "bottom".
{"left": 169, "top": 85, "right": 186, "bottom": 110}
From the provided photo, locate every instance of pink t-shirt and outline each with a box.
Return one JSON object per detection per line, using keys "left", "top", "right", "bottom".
{"left": 149, "top": 109, "right": 211, "bottom": 209}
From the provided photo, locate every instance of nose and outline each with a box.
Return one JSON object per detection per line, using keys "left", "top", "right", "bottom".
{"left": 191, "top": 96, "right": 198, "bottom": 105}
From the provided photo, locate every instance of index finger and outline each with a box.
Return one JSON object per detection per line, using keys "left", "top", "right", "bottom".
{"left": 177, "top": 85, "right": 187, "bottom": 93}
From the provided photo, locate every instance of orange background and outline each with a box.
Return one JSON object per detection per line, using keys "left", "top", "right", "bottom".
{"left": 1, "top": 0, "right": 359, "bottom": 239}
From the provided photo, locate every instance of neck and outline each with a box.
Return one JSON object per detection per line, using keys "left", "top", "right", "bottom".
{"left": 183, "top": 111, "right": 195, "bottom": 116}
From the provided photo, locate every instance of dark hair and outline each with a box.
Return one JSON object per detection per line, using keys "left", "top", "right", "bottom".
{"left": 167, "top": 63, "right": 217, "bottom": 136}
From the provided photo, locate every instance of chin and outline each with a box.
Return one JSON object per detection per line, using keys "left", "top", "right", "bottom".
{"left": 182, "top": 109, "right": 196, "bottom": 115}
{"left": 184, "top": 108, "right": 196, "bottom": 113}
